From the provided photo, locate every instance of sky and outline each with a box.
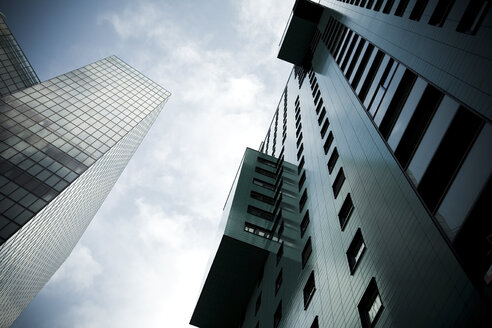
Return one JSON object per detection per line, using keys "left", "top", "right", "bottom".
{"left": 1, "top": 0, "right": 294, "bottom": 327}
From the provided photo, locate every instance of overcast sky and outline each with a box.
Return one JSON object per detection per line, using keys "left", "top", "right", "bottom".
{"left": 1, "top": 0, "right": 293, "bottom": 327}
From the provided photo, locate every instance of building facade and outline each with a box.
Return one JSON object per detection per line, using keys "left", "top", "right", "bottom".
{"left": 0, "top": 18, "right": 170, "bottom": 327}
{"left": 192, "top": 0, "right": 491, "bottom": 327}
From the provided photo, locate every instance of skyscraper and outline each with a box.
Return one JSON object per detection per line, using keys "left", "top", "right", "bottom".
{"left": 0, "top": 16, "right": 170, "bottom": 327}
{"left": 191, "top": 0, "right": 491, "bottom": 327}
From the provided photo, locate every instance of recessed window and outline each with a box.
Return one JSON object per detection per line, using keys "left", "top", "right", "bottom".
{"left": 320, "top": 119, "right": 329, "bottom": 138}
{"left": 300, "top": 210, "right": 310, "bottom": 238}
{"left": 394, "top": 0, "right": 410, "bottom": 16}
{"left": 258, "top": 156, "right": 277, "bottom": 168}
{"left": 248, "top": 205, "right": 274, "bottom": 221}
{"left": 347, "top": 228, "right": 366, "bottom": 274}
{"left": 298, "top": 156, "right": 305, "bottom": 175}
{"left": 297, "top": 133, "right": 303, "bottom": 148}
{"left": 296, "top": 123, "right": 302, "bottom": 137}
{"left": 255, "top": 166, "right": 276, "bottom": 179}
{"left": 456, "top": 0, "right": 490, "bottom": 34}
{"left": 278, "top": 221, "right": 284, "bottom": 238}
{"left": 382, "top": 0, "right": 394, "bottom": 14}
{"left": 316, "top": 99, "right": 323, "bottom": 114}
{"left": 251, "top": 191, "right": 275, "bottom": 205}
{"left": 253, "top": 178, "right": 275, "bottom": 191}
{"left": 303, "top": 271, "right": 316, "bottom": 310}
{"left": 298, "top": 171, "right": 306, "bottom": 191}
{"left": 297, "top": 144, "right": 304, "bottom": 160}
{"left": 299, "top": 189, "right": 308, "bottom": 212}
{"left": 409, "top": 0, "right": 430, "bottom": 21}
{"left": 358, "top": 278, "right": 384, "bottom": 328}
{"left": 273, "top": 302, "right": 282, "bottom": 328}
{"left": 428, "top": 0, "right": 455, "bottom": 27}
{"left": 324, "top": 132, "right": 334, "bottom": 155}
{"left": 302, "top": 237, "right": 313, "bottom": 269}
{"left": 332, "top": 168, "right": 345, "bottom": 199}
{"left": 338, "top": 193, "right": 354, "bottom": 231}
{"left": 275, "top": 269, "right": 283, "bottom": 295}
{"left": 328, "top": 147, "right": 339, "bottom": 174}
{"left": 276, "top": 242, "right": 284, "bottom": 265}
{"left": 255, "top": 292, "right": 262, "bottom": 315}
{"left": 310, "top": 316, "right": 319, "bottom": 328}
{"left": 318, "top": 108, "right": 326, "bottom": 125}
{"left": 373, "top": 0, "right": 384, "bottom": 11}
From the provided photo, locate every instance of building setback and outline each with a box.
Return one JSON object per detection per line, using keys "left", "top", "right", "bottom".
{"left": 0, "top": 16, "right": 170, "bottom": 327}
{"left": 191, "top": 0, "right": 491, "bottom": 327}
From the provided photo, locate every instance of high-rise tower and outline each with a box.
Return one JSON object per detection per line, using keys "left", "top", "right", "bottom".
{"left": 0, "top": 16, "right": 170, "bottom": 327}
{"left": 191, "top": 1, "right": 491, "bottom": 327}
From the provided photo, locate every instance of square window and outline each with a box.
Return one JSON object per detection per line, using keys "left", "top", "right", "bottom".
{"left": 324, "top": 132, "right": 334, "bottom": 155}
{"left": 299, "top": 189, "right": 308, "bottom": 212}
{"left": 300, "top": 210, "right": 310, "bottom": 238}
{"left": 338, "top": 193, "right": 354, "bottom": 231}
{"left": 332, "top": 168, "right": 345, "bottom": 199}
{"left": 347, "top": 228, "right": 366, "bottom": 274}
{"left": 302, "top": 237, "right": 312, "bottom": 269}
{"left": 327, "top": 148, "right": 339, "bottom": 174}
{"left": 298, "top": 171, "right": 306, "bottom": 191}
{"left": 358, "top": 278, "right": 384, "bottom": 328}
{"left": 320, "top": 118, "right": 329, "bottom": 138}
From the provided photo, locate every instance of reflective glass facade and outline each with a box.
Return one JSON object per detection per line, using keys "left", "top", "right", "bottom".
{"left": 192, "top": 1, "right": 491, "bottom": 327}
{"left": 0, "top": 21, "right": 170, "bottom": 326}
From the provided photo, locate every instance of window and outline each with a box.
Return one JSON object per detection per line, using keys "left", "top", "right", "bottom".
{"left": 258, "top": 156, "right": 277, "bottom": 168}
{"left": 302, "top": 237, "right": 313, "bottom": 269}
{"left": 297, "top": 143, "right": 304, "bottom": 160}
{"left": 310, "top": 316, "right": 319, "bottom": 328}
{"left": 315, "top": 99, "right": 323, "bottom": 114}
{"left": 298, "top": 171, "right": 306, "bottom": 191}
{"left": 255, "top": 292, "right": 262, "bottom": 315}
{"left": 409, "top": 0, "right": 429, "bottom": 21}
{"left": 347, "top": 228, "right": 366, "bottom": 274}
{"left": 253, "top": 178, "right": 275, "bottom": 191}
{"left": 256, "top": 321, "right": 260, "bottom": 328}
{"left": 300, "top": 210, "right": 310, "bottom": 238}
{"left": 303, "top": 271, "right": 316, "bottom": 310}
{"left": 382, "top": 0, "right": 394, "bottom": 14}
{"left": 332, "top": 168, "right": 345, "bottom": 199}
{"left": 456, "top": 1, "right": 490, "bottom": 34}
{"left": 297, "top": 133, "right": 303, "bottom": 148}
{"left": 320, "top": 119, "right": 329, "bottom": 138}
{"left": 318, "top": 107, "right": 326, "bottom": 125}
{"left": 296, "top": 123, "right": 302, "bottom": 137}
{"left": 244, "top": 222, "right": 274, "bottom": 240}
{"left": 394, "top": 0, "right": 410, "bottom": 16}
{"left": 275, "top": 269, "right": 283, "bottom": 295}
{"left": 273, "top": 302, "right": 282, "bottom": 328}
{"left": 256, "top": 166, "right": 276, "bottom": 179}
{"left": 373, "top": 0, "right": 384, "bottom": 11}
{"left": 299, "top": 189, "right": 308, "bottom": 212}
{"left": 278, "top": 221, "right": 284, "bottom": 238}
{"left": 324, "top": 132, "right": 334, "bottom": 155}
{"left": 251, "top": 191, "right": 275, "bottom": 205}
{"left": 328, "top": 147, "right": 339, "bottom": 174}
{"left": 428, "top": 0, "right": 455, "bottom": 27}
{"left": 338, "top": 193, "right": 355, "bottom": 231}
{"left": 248, "top": 205, "right": 274, "bottom": 221}
{"left": 298, "top": 156, "right": 305, "bottom": 174}
{"left": 358, "top": 278, "right": 384, "bottom": 328}
{"left": 276, "top": 242, "right": 284, "bottom": 265}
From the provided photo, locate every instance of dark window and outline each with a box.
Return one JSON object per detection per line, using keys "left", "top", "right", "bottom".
{"left": 275, "top": 269, "right": 283, "bottom": 295}
{"left": 394, "top": 85, "right": 443, "bottom": 169}
{"left": 298, "top": 171, "right": 306, "bottom": 191}
{"left": 302, "top": 237, "right": 313, "bottom": 269}
{"left": 358, "top": 50, "right": 384, "bottom": 102}
{"left": 338, "top": 193, "right": 355, "bottom": 231}
{"left": 314, "top": 90, "right": 321, "bottom": 105}
{"left": 310, "top": 316, "right": 319, "bottom": 328}
{"left": 303, "top": 271, "right": 316, "bottom": 310}
{"left": 251, "top": 191, "right": 275, "bottom": 205}
{"left": 324, "top": 132, "right": 334, "bottom": 155}
{"left": 428, "top": 0, "right": 455, "bottom": 27}
{"left": 332, "top": 168, "right": 346, "bottom": 199}
{"left": 276, "top": 243, "right": 284, "bottom": 265}
{"left": 273, "top": 302, "right": 282, "bottom": 328}
{"left": 255, "top": 292, "right": 262, "bottom": 315}
{"left": 248, "top": 205, "right": 274, "bottom": 221}
{"left": 417, "top": 107, "right": 483, "bottom": 213}
{"left": 253, "top": 178, "right": 275, "bottom": 191}
{"left": 336, "top": 29, "right": 353, "bottom": 62}
{"left": 378, "top": 69, "right": 417, "bottom": 139}
{"left": 256, "top": 166, "right": 276, "bottom": 179}
{"left": 300, "top": 210, "right": 310, "bottom": 238}
{"left": 347, "top": 228, "right": 366, "bottom": 274}
{"left": 297, "top": 133, "right": 303, "bottom": 148}
{"left": 297, "top": 144, "right": 304, "bottom": 160}
{"left": 409, "top": 0, "right": 429, "bottom": 21}
{"left": 320, "top": 119, "right": 330, "bottom": 138}
{"left": 327, "top": 148, "right": 339, "bottom": 175}
{"left": 296, "top": 123, "right": 302, "bottom": 137}
{"left": 256, "top": 321, "right": 260, "bottom": 328}
{"left": 298, "top": 156, "right": 305, "bottom": 174}
{"left": 278, "top": 221, "right": 284, "bottom": 238}
{"left": 316, "top": 99, "right": 324, "bottom": 114}
{"left": 351, "top": 44, "right": 375, "bottom": 89}
{"left": 373, "top": 0, "right": 384, "bottom": 11}
{"left": 394, "top": 0, "right": 410, "bottom": 16}
{"left": 456, "top": 1, "right": 490, "bottom": 34}
{"left": 318, "top": 108, "right": 326, "bottom": 125}
{"left": 244, "top": 222, "right": 273, "bottom": 240}
{"left": 346, "top": 39, "right": 366, "bottom": 79}
{"left": 258, "top": 156, "right": 277, "bottom": 168}
{"left": 341, "top": 35, "right": 359, "bottom": 71}
{"left": 299, "top": 189, "right": 308, "bottom": 212}
{"left": 358, "top": 278, "right": 384, "bottom": 328}
{"left": 382, "top": 0, "right": 394, "bottom": 13}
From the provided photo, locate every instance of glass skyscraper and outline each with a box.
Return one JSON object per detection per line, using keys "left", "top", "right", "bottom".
{"left": 192, "top": 1, "right": 491, "bottom": 327}
{"left": 0, "top": 17, "right": 170, "bottom": 326}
